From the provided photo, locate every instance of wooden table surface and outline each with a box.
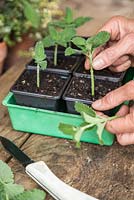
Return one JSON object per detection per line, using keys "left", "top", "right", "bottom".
{"left": 0, "top": 1, "right": 134, "bottom": 200}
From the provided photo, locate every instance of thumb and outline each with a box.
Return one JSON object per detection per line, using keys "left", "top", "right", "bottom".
{"left": 116, "top": 132, "right": 134, "bottom": 146}
{"left": 92, "top": 81, "right": 134, "bottom": 110}
{"left": 93, "top": 33, "right": 134, "bottom": 70}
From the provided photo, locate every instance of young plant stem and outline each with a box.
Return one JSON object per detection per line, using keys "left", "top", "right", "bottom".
{"left": 69, "top": 41, "right": 71, "bottom": 47}
{"left": 54, "top": 44, "right": 58, "bottom": 66}
{"left": 6, "top": 194, "right": 9, "bottom": 200}
{"left": 89, "top": 53, "right": 95, "bottom": 96}
{"left": 37, "top": 63, "right": 40, "bottom": 88}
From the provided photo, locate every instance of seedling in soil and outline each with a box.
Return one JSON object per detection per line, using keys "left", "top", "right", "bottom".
{"left": 65, "top": 31, "right": 110, "bottom": 96}
{"left": 42, "top": 26, "right": 76, "bottom": 66}
{"left": 33, "top": 41, "right": 47, "bottom": 88}
{"left": 49, "top": 7, "right": 92, "bottom": 29}
{"left": 59, "top": 102, "right": 117, "bottom": 148}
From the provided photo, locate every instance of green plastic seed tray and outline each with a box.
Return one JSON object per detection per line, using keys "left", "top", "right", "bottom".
{"left": 3, "top": 92, "right": 114, "bottom": 146}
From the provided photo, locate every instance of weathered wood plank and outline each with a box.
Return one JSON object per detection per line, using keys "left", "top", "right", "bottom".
{"left": 9, "top": 134, "right": 134, "bottom": 200}
{"left": 0, "top": 59, "right": 30, "bottom": 162}
{"left": 0, "top": 58, "right": 29, "bottom": 103}
{"left": 0, "top": 112, "right": 30, "bottom": 162}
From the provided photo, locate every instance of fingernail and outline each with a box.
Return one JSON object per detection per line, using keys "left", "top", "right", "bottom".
{"left": 93, "top": 58, "right": 105, "bottom": 70}
{"left": 92, "top": 99, "right": 102, "bottom": 109}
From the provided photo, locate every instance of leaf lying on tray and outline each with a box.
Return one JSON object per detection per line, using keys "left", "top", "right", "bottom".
{"left": 59, "top": 102, "right": 117, "bottom": 147}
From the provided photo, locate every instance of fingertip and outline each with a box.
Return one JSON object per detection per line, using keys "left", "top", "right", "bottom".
{"left": 116, "top": 134, "right": 127, "bottom": 146}
{"left": 92, "top": 99, "right": 102, "bottom": 110}
{"left": 93, "top": 57, "right": 105, "bottom": 70}
{"left": 116, "top": 133, "right": 134, "bottom": 146}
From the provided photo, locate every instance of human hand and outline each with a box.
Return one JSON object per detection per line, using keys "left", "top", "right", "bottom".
{"left": 85, "top": 16, "right": 134, "bottom": 72}
{"left": 92, "top": 80, "right": 134, "bottom": 145}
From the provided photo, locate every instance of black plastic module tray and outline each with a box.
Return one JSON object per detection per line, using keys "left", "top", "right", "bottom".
{"left": 26, "top": 55, "right": 83, "bottom": 76}
{"left": 63, "top": 76, "right": 121, "bottom": 115}
{"left": 73, "top": 60, "right": 126, "bottom": 82}
{"left": 11, "top": 69, "right": 71, "bottom": 111}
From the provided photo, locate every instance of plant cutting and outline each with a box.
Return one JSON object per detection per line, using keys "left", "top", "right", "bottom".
{"left": 59, "top": 102, "right": 117, "bottom": 148}
{"left": 11, "top": 40, "right": 70, "bottom": 110}
{"left": 0, "top": 160, "right": 46, "bottom": 200}
{"left": 43, "top": 26, "right": 76, "bottom": 66}
{"left": 33, "top": 41, "right": 47, "bottom": 88}
{"left": 27, "top": 26, "right": 79, "bottom": 75}
{"left": 65, "top": 31, "right": 110, "bottom": 96}
{"left": 11, "top": 39, "right": 70, "bottom": 111}
{"left": 27, "top": 6, "right": 91, "bottom": 74}
{"left": 49, "top": 7, "right": 92, "bottom": 29}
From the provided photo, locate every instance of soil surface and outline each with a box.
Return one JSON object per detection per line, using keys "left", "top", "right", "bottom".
{"left": 12, "top": 70, "right": 68, "bottom": 97}
{"left": 28, "top": 55, "right": 80, "bottom": 72}
{"left": 47, "top": 56, "right": 79, "bottom": 71}
{"left": 65, "top": 76, "right": 119, "bottom": 102}
{"left": 75, "top": 60, "right": 125, "bottom": 80}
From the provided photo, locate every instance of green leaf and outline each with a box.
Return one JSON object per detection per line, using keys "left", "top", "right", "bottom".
{"left": 86, "top": 31, "right": 110, "bottom": 51}
{"left": 13, "top": 189, "right": 46, "bottom": 200}
{"left": 75, "top": 102, "right": 96, "bottom": 117}
{"left": 0, "top": 161, "right": 24, "bottom": 199}
{"left": 22, "top": 0, "right": 40, "bottom": 28}
{"left": 48, "top": 26, "right": 58, "bottom": 41}
{"left": 39, "top": 60, "right": 47, "bottom": 70}
{"left": 0, "top": 160, "right": 13, "bottom": 184}
{"left": 0, "top": 181, "right": 6, "bottom": 200}
{"left": 49, "top": 20, "right": 67, "bottom": 28}
{"left": 54, "top": 28, "right": 76, "bottom": 47}
{"left": 65, "top": 47, "right": 78, "bottom": 56}
{"left": 96, "top": 122, "right": 106, "bottom": 145}
{"left": 0, "top": 161, "right": 46, "bottom": 200}
{"left": 65, "top": 7, "right": 73, "bottom": 24}
{"left": 5, "top": 183, "right": 24, "bottom": 199}
{"left": 42, "top": 36, "right": 54, "bottom": 48}
{"left": 72, "top": 37, "right": 86, "bottom": 46}
{"left": 49, "top": 20, "right": 75, "bottom": 29}
{"left": 59, "top": 123, "right": 77, "bottom": 136}
{"left": 58, "top": 41, "right": 67, "bottom": 47}
{"left": 82, "top": 112, "right": 101, "bottom": 124}
{"left": 74, "top": 16, "right": 93, "bottom": 28}
{"left": 73, "top": 126, "right": 85, "bottom": 147}
{"left": 73, "top": 124, "right": 94, "bottom": 148}
{"left": 34, "top": 41, "right": 45, "bottom": 62}
{"left": 61, "top": 28, "right": 76, "bottom": 42}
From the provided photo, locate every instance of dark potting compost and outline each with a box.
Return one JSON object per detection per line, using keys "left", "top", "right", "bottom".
{"left": 11, "top": 70, "right": 70, "bottom": 111}
{"left": 63, "top": 76, "right": 120, "bottom": 114}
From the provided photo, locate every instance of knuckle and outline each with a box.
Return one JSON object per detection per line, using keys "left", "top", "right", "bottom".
{"left": 124, "top": 33, "right": 134, "bottom": 55}
{"left": 110, "top": 15, "right": 125, "bottom": 22}
{"left": 102, "top": 92, "right": 114, "bottom": 106}
{"left": 102, "top": 49, "right": 116, "bottom": 65}
{"left": 125, "top": 33, "right": 134, "bottom": 43}
{"left": 129, "top": 112, "right": 134, "bottom": 127}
